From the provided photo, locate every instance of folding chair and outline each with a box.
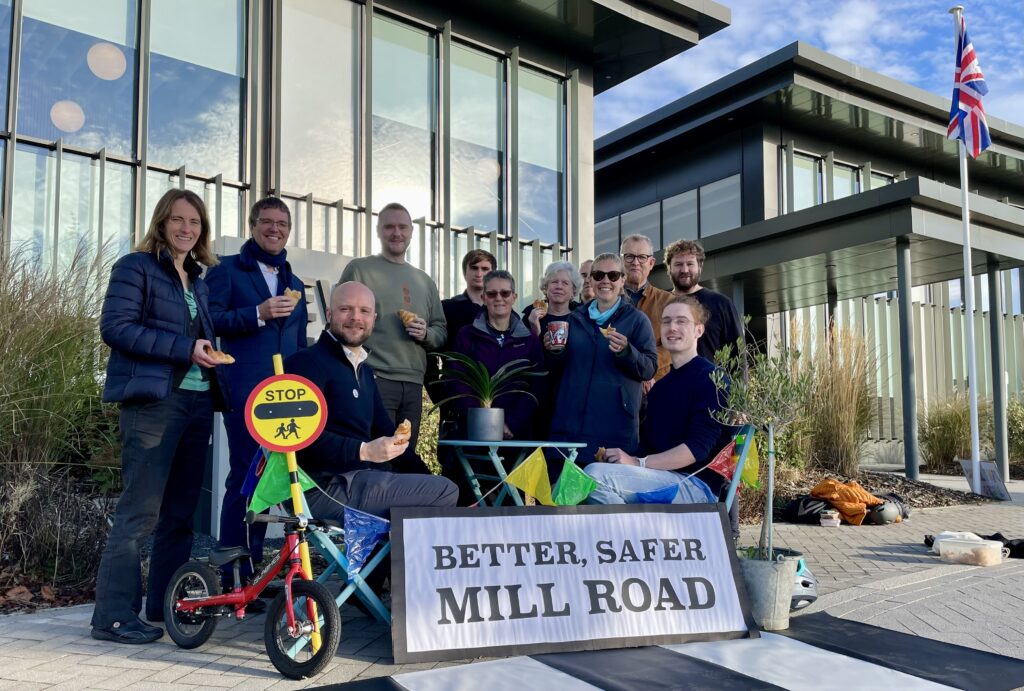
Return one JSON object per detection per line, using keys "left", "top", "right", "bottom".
{"left": 308, "top": 527, "right": 392, "bottom": 625}
{"left": 723, "top": 423, "right": 756, "bottom": 512}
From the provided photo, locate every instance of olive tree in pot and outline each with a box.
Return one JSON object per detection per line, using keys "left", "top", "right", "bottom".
{"left": 711, "top": 338, "right": 813, "bottom": 630}
{"left": 431, "top": 352, "right": 543, "bottom": 442}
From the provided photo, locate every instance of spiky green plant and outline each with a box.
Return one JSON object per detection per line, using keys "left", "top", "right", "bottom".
{"left": 429, "top": 352, "right": 544, "bottom": 410}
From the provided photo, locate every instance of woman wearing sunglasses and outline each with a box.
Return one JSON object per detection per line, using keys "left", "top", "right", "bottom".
{"left": 544, "top": 253, "right": 657, "bottom": 465}
{"left": 449, "top": 270, "right": 546, "bottom": 441}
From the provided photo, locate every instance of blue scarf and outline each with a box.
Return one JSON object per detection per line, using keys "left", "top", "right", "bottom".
{"left": 588, "top": 297, "right": 621, "bottom": 326}
{"left": 239, "top": 239, "right": 293, "bottom": 297}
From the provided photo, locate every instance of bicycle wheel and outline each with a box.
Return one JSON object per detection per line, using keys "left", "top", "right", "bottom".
{"left": 163, "top": 561, "right": 221, "bottom": 649}
{"left": 264, "top": 580, "right": 341, "bottom": 680}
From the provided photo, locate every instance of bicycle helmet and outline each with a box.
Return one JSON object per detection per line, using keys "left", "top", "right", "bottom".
{"left": 865, "top": 501, "right": 900, "bottom": 525}
{"left": 791, "top": 558, "right": 818, "bottom": 611}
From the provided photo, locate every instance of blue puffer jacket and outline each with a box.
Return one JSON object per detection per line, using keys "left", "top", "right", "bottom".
{"left": 548, "top": 300, "right": 657, "bottom": 462}
{"left": 100, "top": 250, "right": 228, "bottom": 409}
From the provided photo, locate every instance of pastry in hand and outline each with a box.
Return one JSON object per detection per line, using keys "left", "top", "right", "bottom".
{"left": 203, "top": 344, "right": 235, "bottom": 365}
{"left": 394, "top": 418, "right": 412, "bottom": 444}
{"left": 533, "top": 298, "right": 546, "bottom": 310}
{"left": 284, "top": 288, "right": 302, "bottom": 304}
{"left": 595, "top": 447, "right": 607, "bottom": 462}
{"left": 398, "top": 309, "right": 418, "bottom": 327}
{"left": 599, "top": 325, "right": 617, "bottom": 338}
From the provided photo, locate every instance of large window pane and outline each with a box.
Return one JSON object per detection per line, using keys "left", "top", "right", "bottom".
{"left": 10, "top": 144, "right": 56, "bottom": 265}
{"left": 792, "top": 154, "right": 820, "bottom": 211}
{"left": 871, "top": 172, "right": 893, "bottom": 188}
{"left": 280, "top": 0, "right": 359, "bottom": 200}
{"left": 19, "top": 0, "right": 136, "bottom": 154}
{"left": 518, "top": 69, "right": 564, "bottom": 244}
{"left": 149, "top": 0, "right": 245, "bottom": 178}
{"left": 57, "top": 153, "right": 100, "bottom": 268}
{"left": 101, "top": 162, "right": 134, "bottom": 258}
{"left": 144, "top": 169, "right": 174, "bottom": 227}
{"left": 451, "top": 44, "right": 502, "bottom": 232}
{"left": 594, "top": 217, "right": 619, "bottom": 257}
{"left": 372, "top": 16, "right": 435, "bottom": 220}
{"left": 833, "top": 163, "right": 858, "bottom": 200}
{"left": 620, "top": 202, "right": 659, "bottom": 249}
{"left": 662, "top": 189, "right": 697, "bottom": 246}
{"left": 0, "top": 1, "right": 13, "bottom": 122}
{"left": 699, "top": 174, "right": 741, "bottom": 237}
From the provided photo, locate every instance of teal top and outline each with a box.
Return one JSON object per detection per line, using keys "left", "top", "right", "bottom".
{"left": 179, "top": 290, "right": 210, "bottom": 392}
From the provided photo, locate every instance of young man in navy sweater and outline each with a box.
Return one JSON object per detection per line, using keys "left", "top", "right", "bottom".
{"left": 585, "top": 295, "right": 736, "bottom": 534}
{"left": 284, "top": 282, "right": 457, "bottom": 520}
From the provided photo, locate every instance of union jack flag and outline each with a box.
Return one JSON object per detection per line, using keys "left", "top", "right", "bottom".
{"left": 947, "top": 14, "right": 991, "bottom": 159}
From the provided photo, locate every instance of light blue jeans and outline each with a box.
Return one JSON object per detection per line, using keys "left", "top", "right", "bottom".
{"left": 584, "top": 463, "right": 716, "bottom": 504}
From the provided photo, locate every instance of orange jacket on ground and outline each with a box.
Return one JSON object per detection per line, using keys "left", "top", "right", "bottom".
{"left": 810, "top": 478, "right": 884, "bottom": 525}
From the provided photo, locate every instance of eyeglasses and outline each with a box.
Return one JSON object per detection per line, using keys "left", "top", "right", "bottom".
{"left": 590, "top": 270, "right": 623, "bottom": 282}
{"left": 256, "top": 218, "right": 291, "bottom": 231}
{"left": 623, "top": 253, "right": 653, "bottom": 264}
{"left": 484, "top": 289, "right": 514, "bottom": 299}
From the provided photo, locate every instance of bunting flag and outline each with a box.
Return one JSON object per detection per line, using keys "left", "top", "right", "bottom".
{"left": 240, "top": 446, "right": 268, "bottom": 497}
{"left": 343, "top": 505, "right": 390, "bottom": 577}
{"left": 740, "top": 436, "right": 760, "bottom": 489}
{"left": 247, "top": 450, "right": 317, "bottom": 514}
{"left": 552, "top": 459, "right": 597, "bottom": 506}
{"left": 633, "top": 483, "right": 679, "bottom": 504}
{"left": 503, "top": 448, "right": 555, "bottom": 506}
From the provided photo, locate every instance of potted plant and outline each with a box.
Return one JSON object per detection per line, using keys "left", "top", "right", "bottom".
{"left": 711, "top": 335, "right": 814, "bottom": 630}
{"left": 431, "top": 352, "right": 544, "bottom": 442}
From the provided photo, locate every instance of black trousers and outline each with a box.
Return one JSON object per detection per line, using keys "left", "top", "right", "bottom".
{"left": 92, "top": 388, "right": 213, "bottom": 627}
{"left": 304, "top": 469, "right": 458, "bottom": 521}
{"left": 376, "top": 377, "right": 426, "bottom": 474}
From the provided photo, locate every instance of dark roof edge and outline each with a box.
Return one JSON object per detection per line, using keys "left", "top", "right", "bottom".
{"left": 597, "top": 41, "right": 1024, "bottom": 151}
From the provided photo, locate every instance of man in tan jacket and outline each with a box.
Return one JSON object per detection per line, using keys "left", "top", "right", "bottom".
{"left": 621, "top": 234, "right": 673, "bottom": 388}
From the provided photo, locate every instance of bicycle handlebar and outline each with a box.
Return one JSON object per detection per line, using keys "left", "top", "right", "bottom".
{"left": 245, "top": 511, "right": 341, "bottom": 531}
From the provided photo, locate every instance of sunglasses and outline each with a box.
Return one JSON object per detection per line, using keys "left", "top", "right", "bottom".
{"left": 590, "top": 270, "right": 623, "bottom": 282}
{"left": 485, "top": 289, "right": 514, "bottom": 299}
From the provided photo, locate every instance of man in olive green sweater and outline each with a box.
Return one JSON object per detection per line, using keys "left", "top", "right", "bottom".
{"left": 339, "top": 202, "right": 447, "bottom": 473}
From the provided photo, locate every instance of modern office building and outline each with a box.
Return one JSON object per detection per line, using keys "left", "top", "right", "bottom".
{"left": 595, "top": 42, "right": 1024, "bottom": 476}
{"left": 0, "top": 0, "right": 729, "bottom": 305}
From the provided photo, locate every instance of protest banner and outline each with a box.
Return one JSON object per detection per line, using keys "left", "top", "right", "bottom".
{"left": 391, "top": 504, "right": 756, "bottom": 663}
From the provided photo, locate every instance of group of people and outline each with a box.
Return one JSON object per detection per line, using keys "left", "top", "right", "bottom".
{"left": 89, "top": 190, "right": 742, "bottom": 647}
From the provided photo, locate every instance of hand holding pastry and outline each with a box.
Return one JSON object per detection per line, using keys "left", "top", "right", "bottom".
{"left": 284, "top": 288, "right": 302, "bottom": 304}
{"left": 202, "top": 343, "right": 236, "bottom": 365}
{"left": 259, "top": 295, "right": 297, "bottom": 320}
{"left": 192, "top": 339, "right": 220, "bottom": 368}
{"left": 394, "top": 419, "right": 412, "bottom": 444}
{"left": 604, "top": 326, "right": 628, "bottom": 354}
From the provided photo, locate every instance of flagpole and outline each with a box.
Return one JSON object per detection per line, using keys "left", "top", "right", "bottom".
{"left": 949, "top": 5, "right": 981, "bottom": 494}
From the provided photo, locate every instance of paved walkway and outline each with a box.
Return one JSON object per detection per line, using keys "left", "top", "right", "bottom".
{"left": 0, "top": 487, "right": 1022, "bottom": 688}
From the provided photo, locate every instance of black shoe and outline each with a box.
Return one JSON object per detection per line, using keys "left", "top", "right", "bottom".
{"left": 91, "top": 618, "right": 163, "bottom": 644}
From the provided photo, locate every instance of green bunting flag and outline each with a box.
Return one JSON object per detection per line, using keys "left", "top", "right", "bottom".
{"left": 247, "top": 451, "right": 317, "bottom": 514}
{"left": 552, "top": 459, "right": 597, "bottom": 506}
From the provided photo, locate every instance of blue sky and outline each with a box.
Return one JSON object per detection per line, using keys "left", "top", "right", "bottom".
{"left": 595, "top": 0, "right": 1024, "bottom": 137}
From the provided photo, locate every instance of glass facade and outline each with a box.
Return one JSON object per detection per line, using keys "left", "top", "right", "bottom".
{"left": 662, "top": 189, "right": 698, "bottom": 245}
{"left": 0, "top": 1, "right": 572, "bottom": 297}
{"left": 792, "top": 153, "right": 820, "bottom": 211}
{"left": 699, "top": 173, "right": 741, "bottom": 236}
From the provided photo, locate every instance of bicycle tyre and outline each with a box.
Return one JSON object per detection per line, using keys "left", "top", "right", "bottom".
{"left": 264, "top": 580, "right": 341, "bottom": 680}
{"left": 164, "top": 561, "right": 221, "bottom": 649}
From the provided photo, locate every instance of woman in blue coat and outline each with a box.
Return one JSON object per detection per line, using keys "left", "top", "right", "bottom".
{"left": 545, "top": 253, "right": 658, "bottom": 464}
{"left": 91, "top": 189, "right": 227, "bottom": 645}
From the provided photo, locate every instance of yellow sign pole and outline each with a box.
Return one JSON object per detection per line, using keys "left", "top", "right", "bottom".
{"left": 271, "top": 353, "right": 321, "bottom": 651}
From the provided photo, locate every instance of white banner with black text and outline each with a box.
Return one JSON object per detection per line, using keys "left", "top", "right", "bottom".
{"left": 390, "top": 504, "right": 756, "bottom": 663}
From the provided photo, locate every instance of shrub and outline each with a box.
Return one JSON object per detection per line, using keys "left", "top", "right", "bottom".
{"left": 1007, "top": 396, "right": 1024, "bottom": 462}
{"left": 417, "top": 389, "right": 441, "bottom": 474}
{"left": 803, "top": 327, "right": 875, "bottom": 476}
{"left": 918, "top": 392, "right": 993, "bottom": 473}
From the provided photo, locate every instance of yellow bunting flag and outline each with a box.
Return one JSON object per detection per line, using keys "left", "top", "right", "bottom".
{"left": 740, "top": 436, "right": 760, "bottom": 489}
{"left": 504, "top": 448, "right": 555, "bottom": 506}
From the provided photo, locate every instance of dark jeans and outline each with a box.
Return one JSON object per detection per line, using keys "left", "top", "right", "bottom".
{"left": 217, "top": 411, "right": 268, "bottom": 579}
{"left": 376, "top": 378, "right": 425, "bottom": 474}
{"left": 92, "top": 389, "right": 213, "bottom": 627}
{"left": 305, "top": 469, "right": 458, "bottom": 521}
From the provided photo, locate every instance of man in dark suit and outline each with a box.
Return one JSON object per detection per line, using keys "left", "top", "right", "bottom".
{"left": 206, "top": 197, "right": 308, "bottom": 586}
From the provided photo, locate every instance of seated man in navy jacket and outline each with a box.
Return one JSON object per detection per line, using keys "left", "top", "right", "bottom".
{"left": 285, "top": 281, "right": 458, "bottom": 520}
{"left": 206, "top": 197, "right": 308, "bottom": 583}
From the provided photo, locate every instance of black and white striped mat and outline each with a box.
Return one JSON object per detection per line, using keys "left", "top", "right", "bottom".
{"left": 315, "top": 614, "right": 1024, "bottom": 691}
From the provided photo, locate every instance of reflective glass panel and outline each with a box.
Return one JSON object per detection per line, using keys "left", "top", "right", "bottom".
{"left": 57, "top": 152, "right": 100, "bottom": 268}
{"left": 372, "top": 16, "right": 435, "bottom": 220}
{"left": 281, "top": 0, "right": 359, "bottom": 200}
{"left": 19, "top": 0, "right": 136, "bottom": 154}
{"left": 217, "top": 185, "right": 241, "bottom": 238}
{"left": 149, "top": 0, "right": 245, "bottom": 178}
{"left": 451, "top": 44, "right": 502, "bottom": 232}
{"left": 662, "top": 189, "right": 697, "bottom": 246}
{"left": 0, "top": 1, "right": 13, "bottom": 122}
{"left": 699, "top": 174, "right": 741, "bottom": 236}
{"left": 871, "top": 172, "right": 893, "bottom": 188}
{"left": 518, "top": 69, "right": 564, "bottom": 244}
{"left": 102, "top": 161, "right": 134, "bottom": 257}
{"left": 594, "top": 217, "right": 618, "bottom": 257}
{"left": 620, "top": 202, "right": 659, "bottom": 249}
{"left": 833, "top": 163, "right": 858, "bottom": 200}
{"left": 10, "top": 144, "right": 56, "bottom": 265}
{"left": 144, "top": 169, "right": 174, "bottom": 227}
{"left": 792, "top": 154, "right": 820, "bottom": 211}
